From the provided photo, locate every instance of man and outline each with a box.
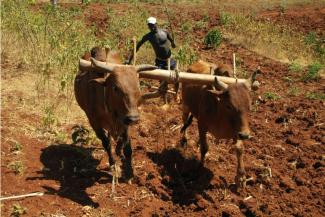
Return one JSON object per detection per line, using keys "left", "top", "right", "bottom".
{"left": 127, "top": 17, "right": 177, "bottom": 104}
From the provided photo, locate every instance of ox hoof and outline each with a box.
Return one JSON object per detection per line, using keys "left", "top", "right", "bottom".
{"left": 235, "top": 175, "right": 247, "bottom": 189}
{"left": 109, "top": 164, "right": 122, "bottom": 178}
{"left": 125, "top": 178, "right": 133, "bottom": 185}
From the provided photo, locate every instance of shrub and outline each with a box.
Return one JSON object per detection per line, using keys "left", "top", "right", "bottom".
{"left": 301, "top": 62, "right": 323, "bottom": 81}
{"left": 204, "top": 29, "right": 222, "bottom": 48}
{"left": 174, "top": 44, "right": 197, "bottom": 69}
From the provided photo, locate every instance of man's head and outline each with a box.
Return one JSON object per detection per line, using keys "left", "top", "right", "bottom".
{"left": 147, "top": 17, "right": 157, "bottom": 32}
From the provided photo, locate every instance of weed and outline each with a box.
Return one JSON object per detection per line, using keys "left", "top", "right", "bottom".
{"left": 283, "top": 76, "right": 294, "bottom": 84}
{"left": 10, "top": 141, "right": 23, "bottom": 153}
{"left": 220, "top": 12, "right": 231, "bottom": 26}
{"left": 287, "top": 86, "right": 301, "bottom": 97}
{"left": 304, "top": 32, "right": 318, "bottom": 45}
{"left": 194, "top": 19, "right": 207, "bottom": 30}
{"left": 204, "top": 28, "right": 223, "bottom": 48}
{"left": 2, "top": 1, "right": 98, "bottom": 100}
{"left": 42, "top": 104, "right": 58, "bottom": 131}
{"left": 289, "top": 62, "right": 303, "bottom": 73}
{"left": 11, "top": 204, "right": 26, "bottom": 217}
{"left": 174, "top": 44, "right": 198, "bottom": 69}
{"left": 264, "top": 92, "right": 281, "bottom": 100}
{"left": 301, "top": 62, "right": 323, "bottom": 82}
{"left": 305, "top": 92, "right": 325, "bottom": 100}
{"left": 181, "top": 21, "right": 193, "bottom": 33}
{"left": 8, "top": 161, "right": 24, "bottom": 175}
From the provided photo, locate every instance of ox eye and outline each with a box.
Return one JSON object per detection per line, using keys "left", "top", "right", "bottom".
{"left": 226, "top": 104, "right": 233, "bottom": 110}
{"left": 112, "top": 85, "right": 118, "bottom": 92}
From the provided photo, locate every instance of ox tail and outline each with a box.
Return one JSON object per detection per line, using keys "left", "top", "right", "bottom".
{"left": 180, "top": 114, "right": 194, "bottom": 133}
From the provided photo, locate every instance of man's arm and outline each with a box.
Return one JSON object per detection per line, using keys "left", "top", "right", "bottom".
{"left": 126, "top": 35, "right": 148, "bottom": 64}
{"left": 166, "top": 31, "right": 176, "bottom": 48}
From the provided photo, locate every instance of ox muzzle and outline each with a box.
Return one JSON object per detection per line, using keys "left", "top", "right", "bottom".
{"left": 238, "top": 132, "right": 252, "bottom": 140}
{"left": 123, "top": 114, "right": 140, "bottom": 125}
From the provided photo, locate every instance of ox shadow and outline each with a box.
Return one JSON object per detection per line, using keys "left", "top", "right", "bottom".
{"left": 147, "top": 148, "right": 214, "bottom": 208}
{"left": 27, "top": 143, "right": 111, "bottom": 207}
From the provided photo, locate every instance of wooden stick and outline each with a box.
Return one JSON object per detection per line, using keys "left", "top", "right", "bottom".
{"left": 168, "top": 58, "right": 170, "bottom": 71}
{"left": 0, "top": 192, "right": 44, "bottom": 201}
{"left": 233, "top": 53, "right": 237, "bottom": 79}
{"left": 133, "top": 37, "right": 137, "bottom": 66}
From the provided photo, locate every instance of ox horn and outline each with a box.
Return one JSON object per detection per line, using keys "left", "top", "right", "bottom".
{"left": 214, "top": 76, "right": 228, "bottom": 90}
{"left": 90, "top": 57, "right": 115, "bottom": 73}
{"left": 136, "top": 64, "right": 158, "bottom": 72}
{"left": 79, "top": 59, "right": 92, "bottom": 71}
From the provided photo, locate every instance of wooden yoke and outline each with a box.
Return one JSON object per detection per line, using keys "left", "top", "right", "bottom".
{"left": 79, "top": 58, "right": 260, "bottom": 88}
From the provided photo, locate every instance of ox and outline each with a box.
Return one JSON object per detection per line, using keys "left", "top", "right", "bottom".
{"left": 75, "top": 46, "right": 156, "bottom": 181}
{"left": 180, "top": 60, "right": 259, "bottom": 188}
{"left": 189, "top": 60, "right": 234, "bottom": 77}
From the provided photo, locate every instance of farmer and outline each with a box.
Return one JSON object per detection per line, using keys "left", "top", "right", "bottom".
{"left": 126, "top": 17, "right": 177, "bottom": 104}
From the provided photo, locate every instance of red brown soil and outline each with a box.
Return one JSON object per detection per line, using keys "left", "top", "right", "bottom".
{"left": 2, "top": 2, "right": 325, "bottom": 217}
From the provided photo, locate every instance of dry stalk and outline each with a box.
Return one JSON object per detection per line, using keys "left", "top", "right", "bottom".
{"left": 170, "top": 124, "right": 182, "bottom": 132}
{"left": 0, "top": 192, "right": 44, "bottom": 201}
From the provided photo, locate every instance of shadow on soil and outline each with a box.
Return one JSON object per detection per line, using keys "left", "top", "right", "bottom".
{"left": 147, "top": 148, "right": 214, "bottom": 208}
{"left": 28, "top": 143, "right": 111, "bottom": 207}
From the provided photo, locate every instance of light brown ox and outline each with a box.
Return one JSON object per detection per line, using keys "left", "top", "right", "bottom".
{"left": 180, "top": 60, "right": 259, "bottom": 188}
{"left": 189, "top": 60, "right": 234, "bottom": 77}
{"left": 74, "top": 46, "right": 156, "bottom": 181}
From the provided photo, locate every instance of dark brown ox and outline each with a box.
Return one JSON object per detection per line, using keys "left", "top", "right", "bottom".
{"left": 74, "top": 46, "right": 155, "bottom": 181}
{"left": 181, "top": 60, "right": 258, "bottom": 188}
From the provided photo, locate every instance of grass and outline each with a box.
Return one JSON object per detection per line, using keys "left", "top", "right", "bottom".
{"left": 289, "top": 62, "right": 303, "bottom": 73}
{"left": 10, "top": 141, "right": 23, "bottom": 153}
{"left": 1, "top": 1, "right": 100, "bottom": 133}
{"left": 287, "top": 86, "right": 301, "bottom": 97}
{"left": 8, "top": 161, "right": 25, "bottom": 175}
{"left": 11, "top": 204, "right": 27, "bottom": 217}
{"left": 301, "top": 62, "right": 323, "bottom": 82}
{"left": 220, "top": 12, "right": 322, "bottom": 65}
{"left": 264, "top": 92, "right": 281, "bottom": 100}
{"left": 305, "top": 92, "right": 325, "bottom": 100}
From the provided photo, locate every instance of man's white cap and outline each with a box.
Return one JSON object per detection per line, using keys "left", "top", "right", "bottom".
{"left": 147, "top": 17, "right": 157, "bottom": 24}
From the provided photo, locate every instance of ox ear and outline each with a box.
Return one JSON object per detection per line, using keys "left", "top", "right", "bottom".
{"left": 213, "top": 76, "right": 228, "bottom": 90}
{"left": 90, "top": 77, "right": 107, "bottom": 86}
{"left": 136, "top": 64, "right": 158, "bottom": 72}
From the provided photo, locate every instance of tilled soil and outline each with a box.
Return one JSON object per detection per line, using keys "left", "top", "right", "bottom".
{"left": 1, "top": 2, "right": 325, "bottom": 217}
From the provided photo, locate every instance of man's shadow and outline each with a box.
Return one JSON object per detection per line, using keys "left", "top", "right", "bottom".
{"left": 147, "top": 148, "right": 214, "bottom": 207}
{"left": 28, "top": 143, "right": 111, "bottom": 207}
